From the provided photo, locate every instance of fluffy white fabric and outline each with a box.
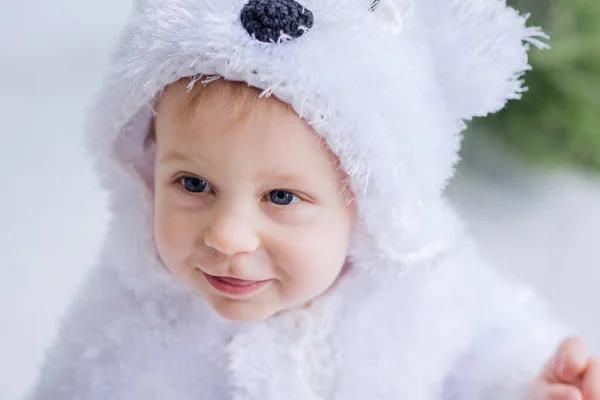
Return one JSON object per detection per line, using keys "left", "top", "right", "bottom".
{"left": 27, "top": 0, "right": 568, "bottom": 398}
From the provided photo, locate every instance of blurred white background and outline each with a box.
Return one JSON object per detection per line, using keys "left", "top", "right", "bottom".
{"left": 0, "top": 1, "right": 598, "bottom": 399}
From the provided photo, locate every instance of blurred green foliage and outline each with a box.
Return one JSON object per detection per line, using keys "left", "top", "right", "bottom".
{"left": 476, "top": 0, "right": 600, "bottom": 173}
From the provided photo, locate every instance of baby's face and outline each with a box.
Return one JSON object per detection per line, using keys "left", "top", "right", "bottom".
{"left": 153, "top": 80, "right": 355, "bottom": 322}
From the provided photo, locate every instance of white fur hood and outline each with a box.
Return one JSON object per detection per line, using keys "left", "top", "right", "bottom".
{"left": 85, "top": 0, "right": 550, "bottom": 271}
{"left": 27, "top": 0, "right": 569, "bottom": 399}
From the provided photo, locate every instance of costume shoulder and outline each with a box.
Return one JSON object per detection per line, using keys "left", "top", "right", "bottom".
{"left": 26, "top": 235, "right": 233, "bottom": 400}
{"left": 441, "top": 242, "right": 569, "bottom": 399}
{"left": 332, "top": 233, "right": 567, "bottom": 399}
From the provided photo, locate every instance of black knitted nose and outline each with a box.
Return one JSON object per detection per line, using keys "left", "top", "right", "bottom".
{"left": 241, "top": 0, "right": 314, "bottom": 43}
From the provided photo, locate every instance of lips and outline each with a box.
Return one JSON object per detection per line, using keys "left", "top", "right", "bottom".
{"left": 201, "top": 272, "right": 271, "bottom": 297}
{"left": 215, "top": 276, "right": 261, "bottom": 286}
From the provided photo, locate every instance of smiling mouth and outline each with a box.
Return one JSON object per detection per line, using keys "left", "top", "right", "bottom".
{"left": 201, "top": 272, "right": 272, "bottom": 298}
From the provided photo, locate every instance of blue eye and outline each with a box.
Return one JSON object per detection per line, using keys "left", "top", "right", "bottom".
{"left": 181, "top": 176, "right": 211, "bottom": 193}
{"left": 269, "top": 190, "right": 299, "bottom": 206}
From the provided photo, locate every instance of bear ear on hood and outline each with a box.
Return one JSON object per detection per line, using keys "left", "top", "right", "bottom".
{"left": 374, "top": 0, "right": 548, "bottom": 122}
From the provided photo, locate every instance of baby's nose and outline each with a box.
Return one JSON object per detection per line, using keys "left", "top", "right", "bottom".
{"left": 241, "top": 0, "right": 314, "bottom": 43}
{"left": 204, "top": 210, "right": 260, "bottom": 256}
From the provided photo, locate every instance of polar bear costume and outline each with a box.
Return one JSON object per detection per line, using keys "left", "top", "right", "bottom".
{"left": 28, "top": 0, "right": 568, "bottom": 398}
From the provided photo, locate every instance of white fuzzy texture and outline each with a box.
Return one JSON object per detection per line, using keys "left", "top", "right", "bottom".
{"left": 27, "top": 0, "right": 569, "bottom": 399}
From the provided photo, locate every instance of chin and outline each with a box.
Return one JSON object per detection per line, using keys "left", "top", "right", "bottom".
{"left": 210, "top": 298, "right": 278, "bottom": 322}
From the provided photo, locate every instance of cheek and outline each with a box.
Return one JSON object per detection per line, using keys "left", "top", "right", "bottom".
{"left": 154, "top": 201, "right": 199, "bottom": 272}
{"left": 274, "top": 212, "right": 353, "bottom": 293}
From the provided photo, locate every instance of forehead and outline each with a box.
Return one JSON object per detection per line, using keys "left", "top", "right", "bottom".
{"left": 154, "top": 79, "right": 338, "bottom": 170}
{"left": 155, "top": 78, "right": 289, "bottom": 135}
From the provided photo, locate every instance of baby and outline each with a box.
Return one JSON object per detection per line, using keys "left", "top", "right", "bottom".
{"left": 153, "top": 79, "right": 355, "bottom": 323}
{"left": 28, "top": 0, "right": 598, "bottom": 399}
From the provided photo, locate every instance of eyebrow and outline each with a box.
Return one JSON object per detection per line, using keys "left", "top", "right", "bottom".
{"left": 257, "top": 171, "right": 314, "bottom": 187}
{"left": 157, "top": 151, "right": 209, "bottom": 166}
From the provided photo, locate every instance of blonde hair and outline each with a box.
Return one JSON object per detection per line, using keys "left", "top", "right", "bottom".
{"left": 149, "top": 75, "right": 287, "bottom": 144}
{"left": 182, "top": 75, "right": 268, "bottom": 123}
